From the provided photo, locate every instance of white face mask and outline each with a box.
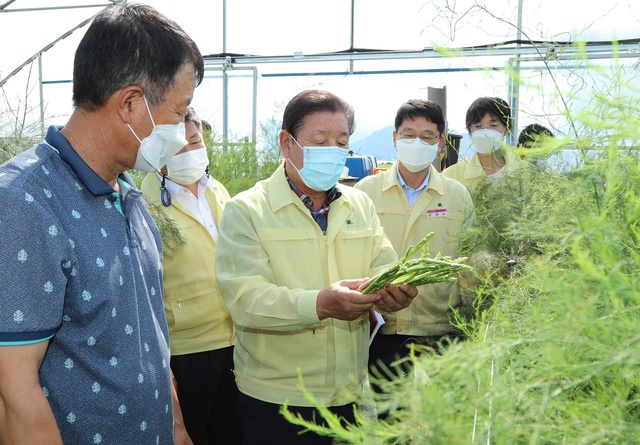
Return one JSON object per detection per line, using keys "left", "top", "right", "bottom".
{"left": 471, "top": 128, "right": 504, "bottom": 154}
{"left": 396, "top": 138, "right": 438, "bottom": 173}
{"left": 128, "top": 96, "right": 188, "bottom": 172}
{"left": 165, "top": 147, "right": 209, "bottom": 185}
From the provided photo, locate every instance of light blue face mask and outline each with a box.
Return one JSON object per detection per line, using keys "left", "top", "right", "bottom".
{"left": 288, "top": 136, "right": 348, "bottom": 191}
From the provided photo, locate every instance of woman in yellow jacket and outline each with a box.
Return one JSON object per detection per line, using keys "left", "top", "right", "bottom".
{"left": 141, "top": 108, "right": 241, "bottom": 445}
{"left": 442, "top": 96, "right": 527, "bottom": 192}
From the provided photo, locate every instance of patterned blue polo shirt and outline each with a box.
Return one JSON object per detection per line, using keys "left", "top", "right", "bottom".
{"left": 0, "top": 126, "right": 173, "bottom": 443}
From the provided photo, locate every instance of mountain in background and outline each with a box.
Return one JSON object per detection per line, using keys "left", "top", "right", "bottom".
{"left": 350, "top": 125, "right": 396, "bottom": 160}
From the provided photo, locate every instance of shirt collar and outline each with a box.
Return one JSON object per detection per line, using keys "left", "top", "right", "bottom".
{"left": 270, "top": 163, "right": 355, "bottom": 214}
{"left": 44, "top": 125, "right": 127, "bottom": 196}
{"left": 157, "top": 173, "right": 211, "bottom": 198}
{"left": 285, "top": 170, "right": 342, "bottom": 210}
{"left": 396, "top": 164, "right": 430, "bottom": 192}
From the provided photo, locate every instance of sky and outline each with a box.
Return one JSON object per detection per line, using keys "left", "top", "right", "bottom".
{"left": 1, "top": 0, "right": 639, "bottom": 151}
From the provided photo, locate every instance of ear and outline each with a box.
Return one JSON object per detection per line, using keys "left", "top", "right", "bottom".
{"left": 279, "top": 130, "right": 292, "bottom": 158}
{"left": 392, "top": 130, "right": 398, "bottom": 149}
{"left": 437, "top": 135, "right": 444, "bottom": 153}
{"left": 116, "top": 86, "right": 145, "bottom": 124}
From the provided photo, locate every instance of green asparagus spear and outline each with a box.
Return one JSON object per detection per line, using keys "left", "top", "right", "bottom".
{"left": 361, "top": 232, "right": 473, "bottom": 294}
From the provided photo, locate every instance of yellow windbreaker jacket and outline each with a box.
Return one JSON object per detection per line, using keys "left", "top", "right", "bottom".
{"left": 355, "top": 163, "right": 473, "bottom": 336}
{"left": 441, "top": 150, "right": 527, "bottom": 193}
{"left": 214, "top": 163, "right": 397, "bottom": 407}
{"left": 141, "top": 173, "right": 235, "bottom": 356}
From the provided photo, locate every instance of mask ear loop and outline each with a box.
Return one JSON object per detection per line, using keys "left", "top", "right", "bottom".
{"left": 160, "top": 174, "right": 172, "bottom": 207}
{"left": 286, "top": 134, "right": 304, "bottom": 174}
{"left": 142, "top": 95, "right": 156, "bottom": 127}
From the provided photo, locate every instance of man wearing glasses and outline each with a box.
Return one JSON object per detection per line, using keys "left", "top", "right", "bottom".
{"left": 355, "top": 99, "right": 474, "bottom": 389}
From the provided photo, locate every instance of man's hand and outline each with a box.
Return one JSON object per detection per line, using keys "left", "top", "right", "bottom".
{"left": 368, "top": 283, "right": 418, "bottom": 313}
{"left": 171, "top": 378, "right": 193, "bottom": 445}
{"left": 317, "top": 278, "right": 380, "bottom": 321}
{"left": 174, "top": 423, "right": 193, "bottom": 445}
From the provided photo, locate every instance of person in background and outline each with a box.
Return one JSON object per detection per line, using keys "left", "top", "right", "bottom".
{"left": 517, "top": 123, "right": 559, "bottom": 170}
{"left": 0, "top": 4, "right": 203, "bottom": 444}
{"left": 518, "top": 123, "right": 554, "bottom": 148}
{"left": 518, "top": 123, "right": 555, "bottom": 158}
{"left": 141, "top": 107, "right": 242, "bottom": 445}
{"left": 214, "top": 89, "right": 418, "bottom": 445}
{"left": 442, "top": 96, "right": 526, "bottom": 192}
{"left": 355, "top": 99, "right": 473, "bottom": 382}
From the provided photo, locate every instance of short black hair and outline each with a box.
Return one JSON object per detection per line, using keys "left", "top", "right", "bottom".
{"left": 72, "top": 3, "right": 204, "bottom": 111}
{"left": 465, "top": 97, "right": 512, "bottom": 134}
{"left": 518, "top": 124, "right": 554, "bottom": 147}
{"left": 394, "top": 99, "right": 445, "bottom": 135}
{"left": 281, "top": 90, "right": 355, "bottom": 138}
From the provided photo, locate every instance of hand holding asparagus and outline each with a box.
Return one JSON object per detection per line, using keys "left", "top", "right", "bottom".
{"left": 361, "top": 232, "right": 473, "bottom": 294}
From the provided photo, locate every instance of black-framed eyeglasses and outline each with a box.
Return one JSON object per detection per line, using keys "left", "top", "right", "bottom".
{"left": 398, "top": 133, "right": 440, "bottom": 145}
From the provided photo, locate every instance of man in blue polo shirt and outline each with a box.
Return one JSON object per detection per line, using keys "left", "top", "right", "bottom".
{"left": 0, "top": 4, "right": 203, "bottom": 444}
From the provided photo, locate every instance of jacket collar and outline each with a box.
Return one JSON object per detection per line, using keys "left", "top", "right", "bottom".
{"left": 462, "top": 150, "right": 525, "bottom": 179}
{"left": 269, "top": 162, "right": 353, "bottom": 213}
{"left": 384, "top": 161, "right": 445, "bottom": 196}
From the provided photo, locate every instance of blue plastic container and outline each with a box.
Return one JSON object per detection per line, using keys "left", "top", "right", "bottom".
{"left": 345, "top": 155, "right": 376, "bottom": 179}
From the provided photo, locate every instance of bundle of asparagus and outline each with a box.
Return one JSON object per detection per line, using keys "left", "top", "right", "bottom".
{"left": 361, "top": 232, "right": 474, "bottom": 294}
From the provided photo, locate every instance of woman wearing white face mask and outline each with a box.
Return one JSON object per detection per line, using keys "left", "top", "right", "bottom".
{"left": 442, "top": 96, "right": 526, "bottom": 192}
{"left": 140, "top": 108, "right": 243, "bottom": 445}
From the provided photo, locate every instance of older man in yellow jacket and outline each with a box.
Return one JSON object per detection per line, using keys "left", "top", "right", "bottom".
{"left": 355, "top": 99, "right": 473, "bottom": 380}
{"left": 215, "top": 90, "right": 418, "bottom": 445}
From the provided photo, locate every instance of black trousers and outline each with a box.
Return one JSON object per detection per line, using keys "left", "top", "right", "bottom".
{"left": 367, "top": 333, "right": 464, "bottom": 419}
{"left": 238, "top": 391, "right": 357, "bottom": 445}
{"left": 369, "top": 333, "right": 464, "bottom": 387}
{"left": 171, "top": 346, "right": 243, "bottom": 445}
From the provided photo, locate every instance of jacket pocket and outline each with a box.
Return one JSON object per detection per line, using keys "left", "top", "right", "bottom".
{"left": 166, "top": 280, "right": 225, "bottom": 332}
{"left": 334, "top": 227, "right": 374, "bottom": 278}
